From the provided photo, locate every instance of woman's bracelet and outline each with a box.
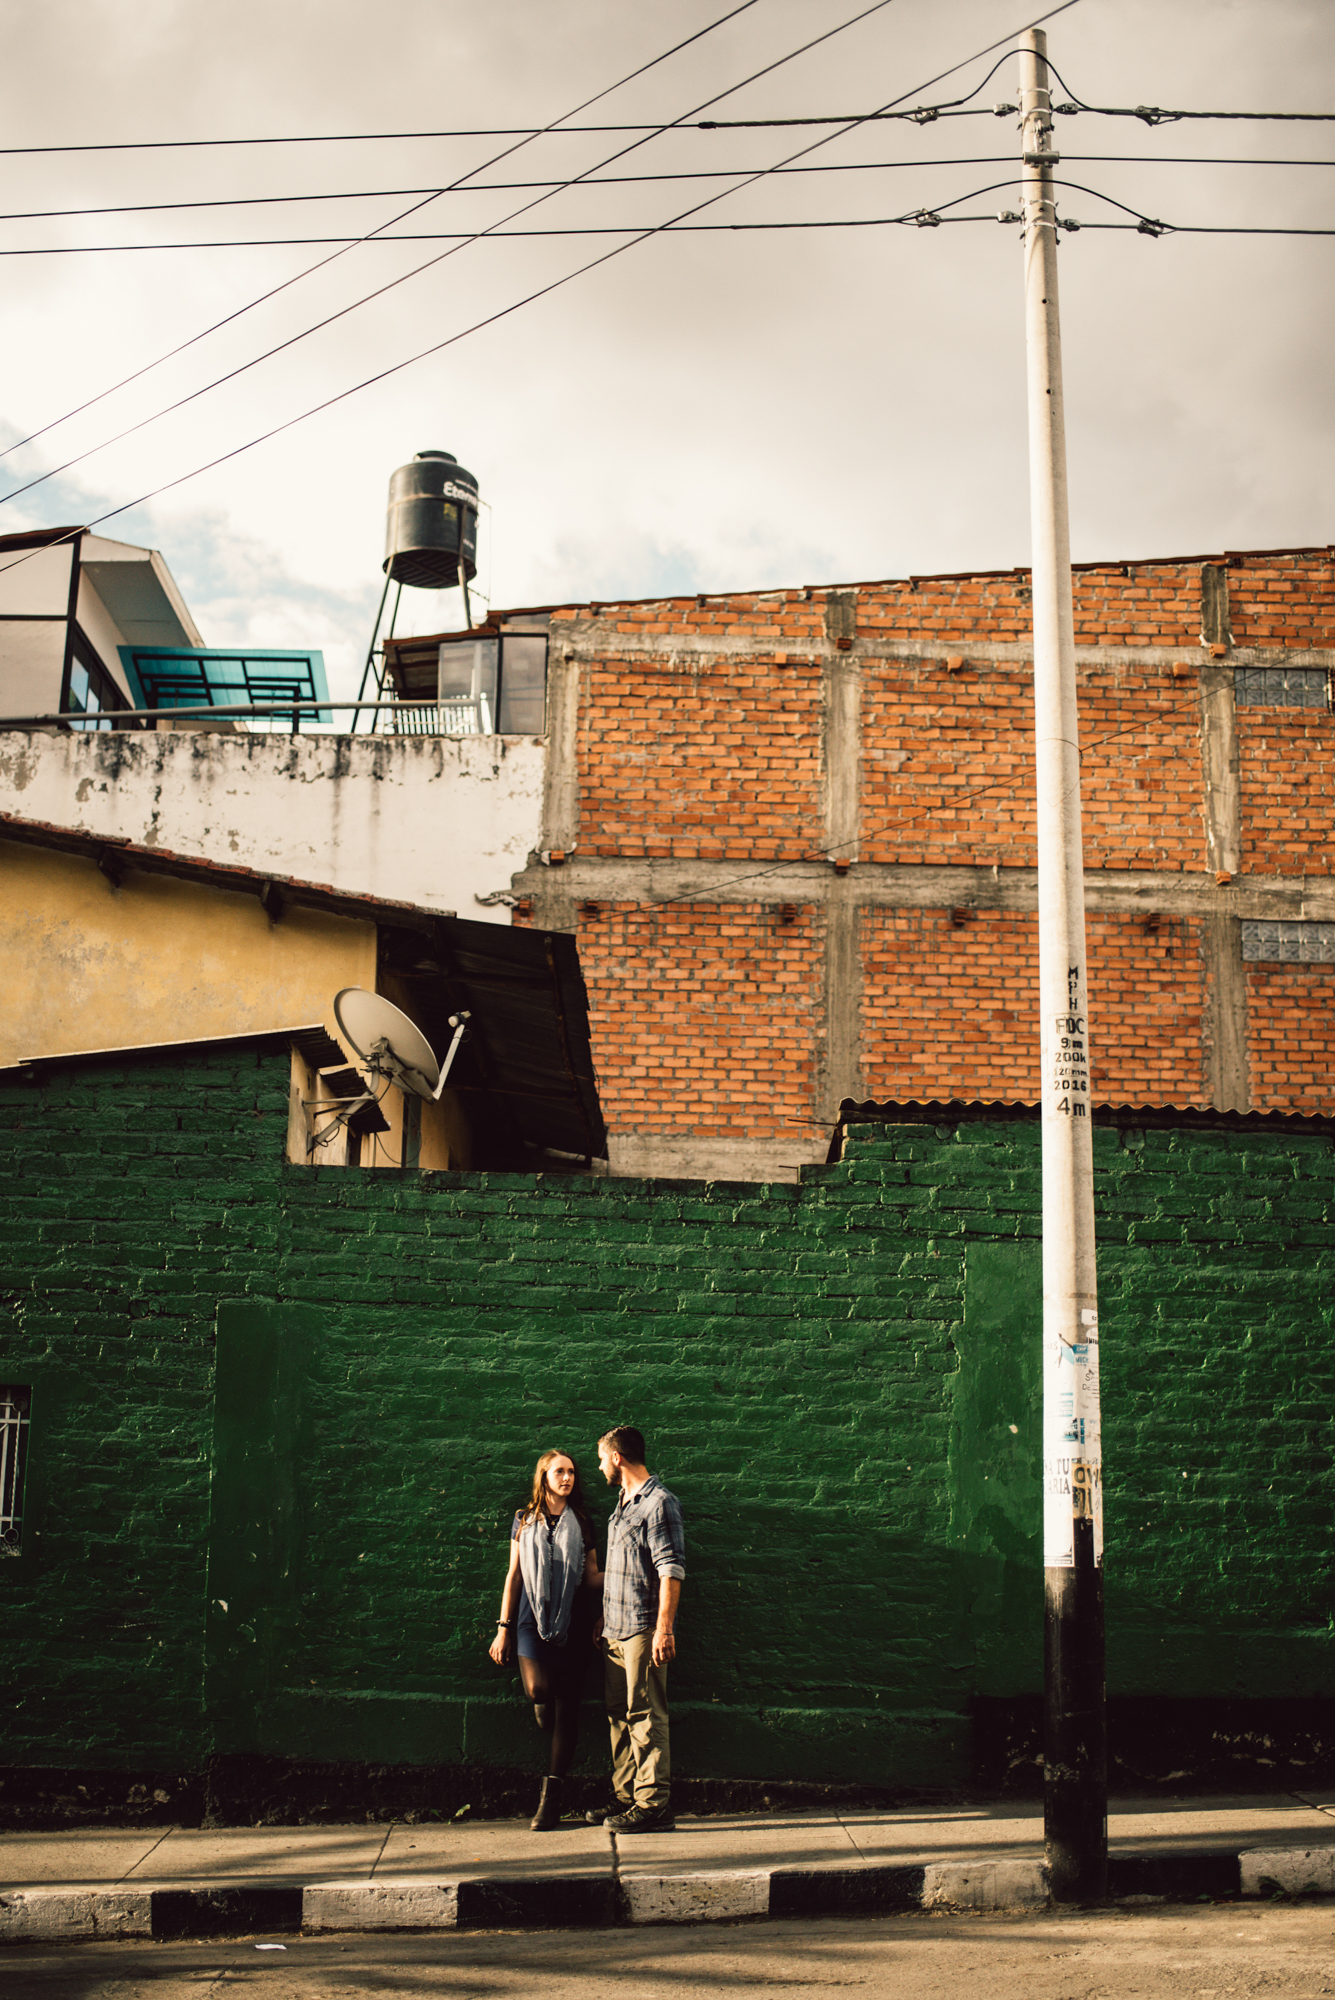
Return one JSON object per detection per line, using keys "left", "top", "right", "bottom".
{"left": 496, "top": 1619, "right": 511, "bottom": 1628}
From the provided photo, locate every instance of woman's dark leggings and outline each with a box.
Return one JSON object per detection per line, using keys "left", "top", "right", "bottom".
{"left": 518, "top": 1657, "right": 582, "bottom": 1777}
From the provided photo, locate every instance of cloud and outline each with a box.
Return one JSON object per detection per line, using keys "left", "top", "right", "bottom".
{"left": 0, "top": 0, "right": 1330, "bottom": 635}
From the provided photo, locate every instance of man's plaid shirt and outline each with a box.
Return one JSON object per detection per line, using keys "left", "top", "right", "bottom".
{"left": 602, "top": 1475, "right": 686, "bottom": 1642}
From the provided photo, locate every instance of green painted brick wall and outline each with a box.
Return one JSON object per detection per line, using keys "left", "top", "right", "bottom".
{"left": 1, "top": 1047, "right": 1332, "bottom": 1784}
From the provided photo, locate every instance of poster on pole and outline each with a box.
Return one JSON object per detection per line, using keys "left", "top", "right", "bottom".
{"left": 1043, "top": 1305, "right": 1103, "bottom": 1568}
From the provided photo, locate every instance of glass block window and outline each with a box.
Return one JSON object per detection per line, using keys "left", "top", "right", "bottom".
{"left": 1234, "top": 666, "right": 1330, "bottom": 709}
{"left": 1242, "top": 920, "right": 1335, "bottom": 963}
{"left": 0, "top": 1385, "right": 31, "bottom": 1554}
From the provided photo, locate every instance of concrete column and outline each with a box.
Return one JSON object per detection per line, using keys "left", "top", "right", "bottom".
{"left": 816, "top": 597, "right": 864, "bottom": 1122}
{"left": 1199, "top": 614, "right": 1250, "bottom": 1112}
{"left": 531, "top": 645, "right": 581, "bottom": 931}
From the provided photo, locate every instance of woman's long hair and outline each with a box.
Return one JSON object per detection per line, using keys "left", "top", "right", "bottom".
{"left": 518, "top": 1448, "right": 593, "bottom": 1539}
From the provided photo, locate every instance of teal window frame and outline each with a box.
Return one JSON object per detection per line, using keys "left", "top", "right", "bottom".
{"left": 120, "top": 647, "right": 331, "bottom": 726}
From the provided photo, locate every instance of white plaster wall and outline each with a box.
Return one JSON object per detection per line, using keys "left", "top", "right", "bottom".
{"left": 0, "top": 728, "right": 547, "bottom": 922}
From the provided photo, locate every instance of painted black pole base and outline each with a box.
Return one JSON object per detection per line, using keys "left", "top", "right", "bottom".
{"left": 1045, "top": 1519, "right": 1107, "bottom": 1902}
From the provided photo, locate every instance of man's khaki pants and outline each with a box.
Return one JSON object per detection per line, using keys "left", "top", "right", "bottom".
{"left": 604, "top": 1631, "right": 670, "bottom": 1810}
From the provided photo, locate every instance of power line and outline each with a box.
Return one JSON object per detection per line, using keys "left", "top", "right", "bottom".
{"left": 0, "top": 0, "right": 1086, "bottom": 579}
{"left": 0, "top": 0, "right": 764, "bottom": 471}
{"left": 2, "top": 78, "right": 1330, "bottom": 156}
{"left": 0, "top": 217, "right": 1018, "bottom": 254}
{"left": 7, "top": 177, "right": 1335, "bottom": 253}
{"left": 1043, "top": 57, "right": 1335, "bottom": 126}
{"left": 0, "top": 0, "right": 903, "bottom": 511}
{"left": 9, "top": 150, "right": 1332, "bottom": 224}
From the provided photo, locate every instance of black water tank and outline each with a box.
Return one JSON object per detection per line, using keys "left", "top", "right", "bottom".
{"left": 384, "top": 450, "right": 479, "bottom": 589}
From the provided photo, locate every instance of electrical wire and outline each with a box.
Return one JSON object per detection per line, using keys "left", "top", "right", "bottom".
{"left": 0, "top": 0, "right": 903, "bottom": 511}
{"left": 12, "top": 168, "right": 1335, "bottom": 251}
{"left": 0, "top": 0, "right": 764, "bottom": 470}
{"left": 0, "top": 48, "right": 1053, "bottom": 159}
{"left": 646, "top": 682, "right": 1214, "bottom": 907}
{"left": 0, "top": 0, "right": 1087, "bottom": 579}
{"left": 1043, "top": 57, "right": 1335, "bottom": 126}
{"left": 6, "top": 150, "right": 1333, "bottom": 222}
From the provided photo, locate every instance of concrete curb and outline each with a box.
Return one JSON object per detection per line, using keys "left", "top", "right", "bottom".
{"left": 2, "top": 1847, "right": 1327, "bottom": 1943}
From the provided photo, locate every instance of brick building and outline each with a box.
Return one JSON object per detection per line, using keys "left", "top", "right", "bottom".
{"left": 447, "top": 544, "right": 1335, "bottom": 1181}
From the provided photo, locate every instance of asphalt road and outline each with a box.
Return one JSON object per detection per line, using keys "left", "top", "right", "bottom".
{"left": 5, "top": 1905, "right": 1335, "bottom": 1999}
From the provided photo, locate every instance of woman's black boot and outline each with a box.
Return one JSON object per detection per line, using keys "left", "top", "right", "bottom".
{"left": 530, "top": 1775, "right": 563, "bottom": 1831}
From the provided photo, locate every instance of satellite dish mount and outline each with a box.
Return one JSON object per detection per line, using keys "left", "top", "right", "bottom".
{"left": 305, "top": 989, "right": 471, "bottom": 1153}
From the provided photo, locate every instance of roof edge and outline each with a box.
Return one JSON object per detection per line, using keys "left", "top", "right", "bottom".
{"left": 383, "top": 541, "right": 1335, "bottom": 634}
{"left": 2, "top": 1023, "right": 340, "bottom": 1078}
{"left": 0, "top": 811, "right": 456, "bottom": 932}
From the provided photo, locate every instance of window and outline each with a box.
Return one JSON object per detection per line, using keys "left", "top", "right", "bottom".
{"left": 1, "top": 1385, "right": 31, "bottom": 1555}
{"left": 380, "top": 630, "right": 548, "bottom": 735}
{"left": 1234, "top": 666, "right": 1330, "bottom": 710}
{"left": 434, "top": 634, "right": 548, "bottom": 735}
{"left": 1241, "top": 920, "right": 1335, "bottom": 964}
{"left": 63, "top": 629, "right": 129, "bottom": 732}
{"left": 120, "top": 647, "right": 330, "bottom": 731}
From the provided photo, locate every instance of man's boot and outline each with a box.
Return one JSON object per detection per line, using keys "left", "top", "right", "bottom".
{"left": 530, "top": 1776, "right": 563, "bottom": 1831}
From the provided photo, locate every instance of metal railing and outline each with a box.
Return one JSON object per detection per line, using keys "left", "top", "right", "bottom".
{"left": 0, "top": 697, "right": 503, "bottom": 737}
{"left": 0, "top": 1386, "right": 30, "bottom": 1555}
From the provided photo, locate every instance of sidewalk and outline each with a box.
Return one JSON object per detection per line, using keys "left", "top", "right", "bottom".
{"left": 4, "top": 1794, "right": 1335, "bottom": 1943}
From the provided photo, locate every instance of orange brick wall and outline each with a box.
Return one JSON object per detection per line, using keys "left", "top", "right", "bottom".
{"left": 859, "top": 911, "right": 1207, "bottom": 1107}
{"left": 1085, "top": 914, "right": 1208, "bottom": 1107}
{"left": 860, "top": 909, "right": 1041, "bottom": 1103}
{"left": 574, "top": 901, "right": 821, "bottom": 1141}
{"left": 535, "top": 548, "right": 1335, "bottom": 1136}
{"left": 567, "top": 601, "right": 824, "bottom": 863}
{"left": 1238, "top": 707, "right": 1335, "bottom": 879}
{"left": 1229, "top": 552, "right": 1335, "bottom": 647}
{"left": 859, "top": 661, "right": 1204, "bottom": 872}
{"left": 1246, "top": 964, "right": 1335, "bottom": 1114}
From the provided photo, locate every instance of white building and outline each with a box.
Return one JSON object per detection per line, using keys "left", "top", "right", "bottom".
{"left": 0, "top": 528, "right": 546, "bottom": 922}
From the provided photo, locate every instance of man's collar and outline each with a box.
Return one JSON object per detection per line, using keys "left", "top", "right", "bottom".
{"left": 618, "top": 1472, "right": 658, "bottom": 1508}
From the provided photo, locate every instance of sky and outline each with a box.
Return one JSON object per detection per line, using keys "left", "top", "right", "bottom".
{"left": 0, "top": 0, "right": 1331, "bottom": 698}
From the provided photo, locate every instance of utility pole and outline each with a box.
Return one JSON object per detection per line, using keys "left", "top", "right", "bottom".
{"left": 1018, "top": 26, "right": 1107, "bottom": 1903}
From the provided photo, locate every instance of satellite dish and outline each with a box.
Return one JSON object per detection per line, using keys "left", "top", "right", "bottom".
{"left": 333, "top": 988, "right": 470, "bottom": 1103}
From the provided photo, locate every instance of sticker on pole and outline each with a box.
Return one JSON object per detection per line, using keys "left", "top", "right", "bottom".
{"left": 1044, "top": 1309, "right": 1103, "bottom": 1567}
{"left": 1049, "top": 1012, "right": 1091, "bottom": 1118}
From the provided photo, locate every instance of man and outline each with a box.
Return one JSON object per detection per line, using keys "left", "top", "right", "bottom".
{"left": 596, "top": 1424, "right": 685, "bottom": 1834}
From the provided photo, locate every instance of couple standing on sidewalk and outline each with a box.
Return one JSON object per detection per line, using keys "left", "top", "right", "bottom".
{"left": 488, "top": 1424, "right": 685, "bottom": 1834}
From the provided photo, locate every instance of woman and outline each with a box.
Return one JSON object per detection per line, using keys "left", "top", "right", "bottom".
{"left": 489, "top": 1448, "right": 602, "bottom": 1830}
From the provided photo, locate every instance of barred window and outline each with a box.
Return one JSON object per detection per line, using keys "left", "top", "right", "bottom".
{"left": 1241, "top": 920, "right": 1335, "bottom": 964}
{"left": 1234, "top": 666, "right": 1331, "bottom": 710}
{"left": 1, "top": 1385, "right": 31, "bottom": 1555}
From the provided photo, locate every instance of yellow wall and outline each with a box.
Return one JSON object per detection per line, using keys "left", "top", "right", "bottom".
{"left": 1, "top": 842, "right": 376, "bottom": 1065}
{"left": 286, "top": 1047, "right": 472, "bottom": 1170}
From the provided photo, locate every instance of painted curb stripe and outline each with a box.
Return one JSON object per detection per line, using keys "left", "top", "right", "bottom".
{"left": 4, "top": 1848, "right": 1332, "bottom": 1943}
{"left": 150, "top": 1887, "right": 304, "bottom": 1941}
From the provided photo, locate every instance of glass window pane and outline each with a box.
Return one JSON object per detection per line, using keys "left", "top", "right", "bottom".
{"left": 437, "top": 638, "right": 498, "bottom": 705}
{"left": 498, "top": 635, "right": 547, "bottom": 734}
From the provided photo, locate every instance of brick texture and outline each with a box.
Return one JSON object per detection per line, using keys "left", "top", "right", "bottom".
{"left": 1238, "top": 706, "right": 1335, "bottom": 878}
{"left": 1247, "top": 963, "right": 1335, "bottom": 1113}
{"left": 860, "top": 912, "right": 1207, "bottom": 1108}
{"left": 577, "top": 900, "right": 821, "bottom": 1140}
{"left": 2, "top": 1046, "right": 1332, "bottom": 1787}
{"left": 545, "top": 550, "right": 1335, "bottom": 1135}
